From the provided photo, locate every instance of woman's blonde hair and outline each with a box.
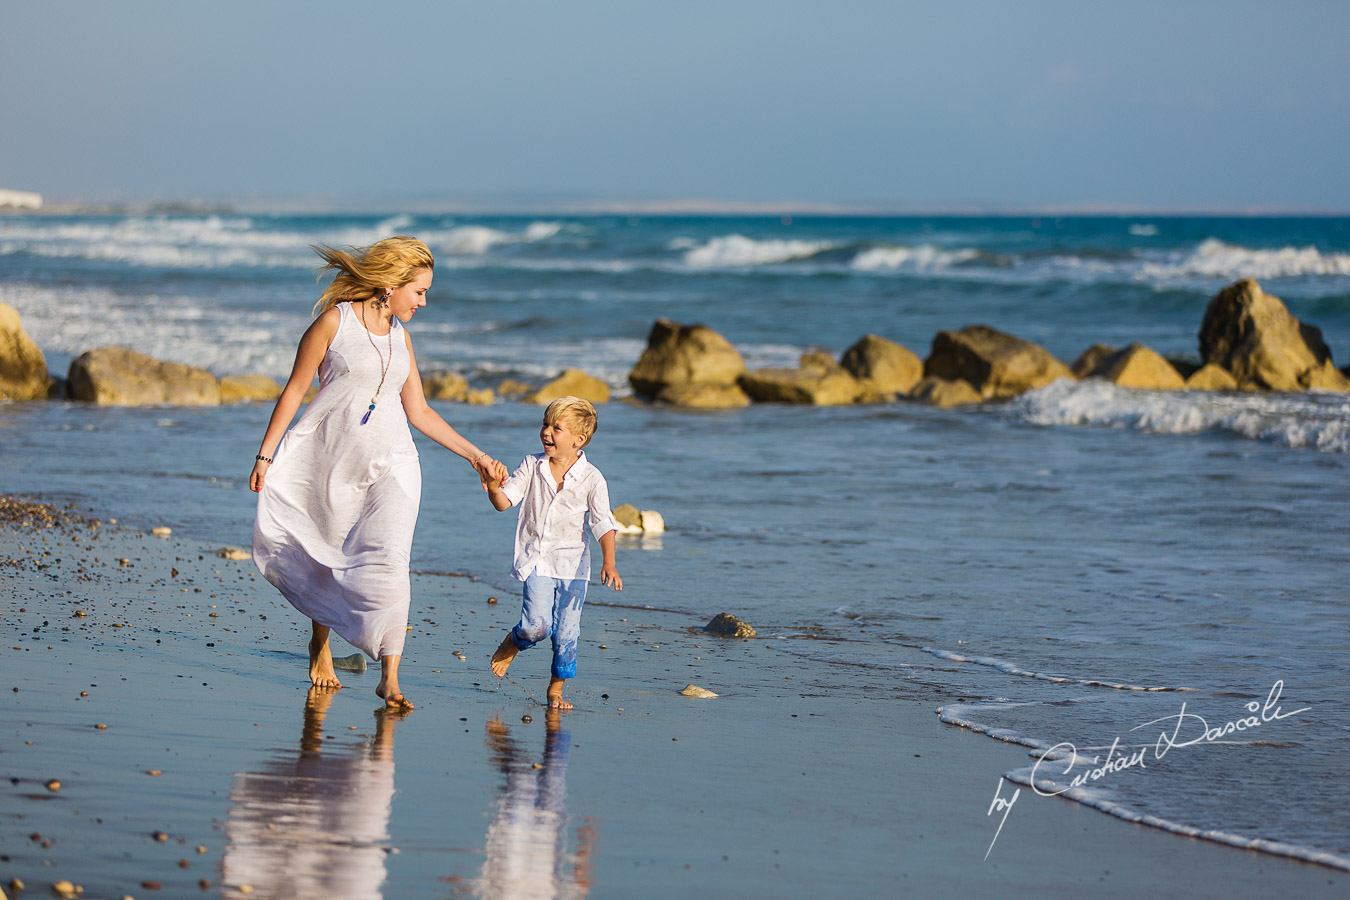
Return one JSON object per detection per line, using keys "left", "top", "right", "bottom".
{"left": 311, "top": 235, "right": 435, "bottom": 316}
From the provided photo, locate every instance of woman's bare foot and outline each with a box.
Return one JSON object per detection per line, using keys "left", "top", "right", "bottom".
{"left": 547, "top": 676, "right": 573, "bottom": 710}
{"left": 308, "top": 624, "right": 341, "bottom": 689}
{"left": 490, "top": 634, "right": 519, "bottom": 677}
{"left": 376, "top": 654, "right": 413, "bottom": 709}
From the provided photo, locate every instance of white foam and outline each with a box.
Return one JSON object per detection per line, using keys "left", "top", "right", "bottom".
{"left": 427, "top": 221, "right": 563, "bottom": 255}
{"left": 923, "top": 647, "right": 1194, "bottom": 692}
{"left": 850, "top": 244, "right": 979, "bottom": 272}
{"left": 682, "top": 234, "right": 834, "bottom": 267}
{"left": 1147, "top": 238, "right": 1350, "bottom": 280}
{"left": 1009, "top": 378, "right": 1350, "bottom": 454}
{"left": 1128, "top": 224, "right": 1159, "bottom": 237}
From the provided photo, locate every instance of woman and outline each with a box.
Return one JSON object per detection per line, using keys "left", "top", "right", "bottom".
{"left": 250, "top": 235, "right": 504, "bottom": 709}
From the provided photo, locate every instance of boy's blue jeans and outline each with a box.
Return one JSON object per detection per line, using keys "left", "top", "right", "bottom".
{"left": 510, "top": 569, "right": 588, "bottom": 679}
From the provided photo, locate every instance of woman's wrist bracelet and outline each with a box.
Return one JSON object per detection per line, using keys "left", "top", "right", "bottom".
{"left": 256, "top": 453, "right": 273, "bottom": 464}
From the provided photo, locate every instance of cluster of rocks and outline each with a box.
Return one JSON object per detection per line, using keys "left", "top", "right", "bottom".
{"left": 625, "top": 279, "right": 1350, "bottom": 408}
{"left": 4, "top": 278, "right": 1344, "bottom": 409}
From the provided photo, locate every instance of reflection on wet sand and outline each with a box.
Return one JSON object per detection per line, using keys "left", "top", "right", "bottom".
{"left": 475, "top": 709, "right": 596, "bottom": 899}
{"left": 222, "top": 687, "right": 407, "bottom": 899}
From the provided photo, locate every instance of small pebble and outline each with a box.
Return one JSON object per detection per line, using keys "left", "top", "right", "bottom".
{"left": 95, "top": 723, "right": 107, "bottom": 730}
{"left": 141, "top": 881, "right": 162, "bottom": 890}
{"left": 146, "top": 770, "right": 162, "bottom": 776}
{"left": 151, "top": 526, "right": 172, "bottom": 537}
{"left": 80, "top": 691, "right": 88, "bottom": 697}
{"left": 599, "top": 644, "right": 607, "bottom": 649}
{"left": 45, "top": 779, "right": 61, "bottom": 792}
{"left": 196, "top": 845, "right": 207, "bottom": 854}
{"left": 199, "top": 879, "right": 211, "bottom": 889}
{"left": 178, "top": 859, "right": 191, "bottom": 869}
{"left": 521, "top": 715, "right": 532, "bottom": 724}
{"left": 51, "top": 880, "right": 81, "bottom": 899}
{"left": 487, "top": 597, "right": 497, "bottom": 604}
{"left": 11, "top": 878, "right": 26, "bottom": 892}
{"left": 152, "top": 831, "right": 168, "bottom": 842}
{"left": 532, "top": 763, "right": 543, "bottom": 770}
{"left": 238, "top": 886, "right": 254, "bottom": 894}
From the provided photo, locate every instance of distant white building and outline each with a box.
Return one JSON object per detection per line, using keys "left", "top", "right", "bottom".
{"left": 0, "top": 189, "right": 43, "bottom": 209}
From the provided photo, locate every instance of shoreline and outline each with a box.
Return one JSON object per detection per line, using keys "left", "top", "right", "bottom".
{"left": 2, "top": 499, "right": 1345, "bottom": 897}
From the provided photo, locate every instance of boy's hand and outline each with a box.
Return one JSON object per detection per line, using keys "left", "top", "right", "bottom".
{"left": 601, "top": 564, "right": 623, "bottom": 591}
{"left": 474, "top": 455, "right": 508, "bottom": 491}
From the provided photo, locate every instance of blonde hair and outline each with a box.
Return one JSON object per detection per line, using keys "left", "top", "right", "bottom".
{"left": 311, "top": 235, "right": 435, "bottom": 316}
{"left": 544, "top": 396, "right": 598, "bottom": 444}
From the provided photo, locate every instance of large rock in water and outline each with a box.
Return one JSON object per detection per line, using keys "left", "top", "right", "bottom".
{"left": 738, "top": 366, "right": 861, "bottom": 405}
{"left": 423, "top": 370, "right": 469, "bottom": 402}
{"left": 629, "top": 319, "right": 746, "bottom": 400}
{"left": 68, "top": 347, "right": 220, "bottom": 406}
{"left": 524, "top": 369, "right": 611, "bottom": 405}
{"left": 840, "top": 334, "right": 923, "bottom": 395}
{"left": 1198, "top": 279, "right": 1350, "bottom": 392}
{"left": 219, "top": 374, "right": 282, "bottom": 404}
{"left": 0, "top": 303, "right": 51, "bottom": 401}
{"left": 655, "top": 383, "right": 751, "bottom": 409}
{"left": 923, "top": 325, "right": 1072, "bottom": 399}
{"left": 908, "top": 376, "right": 981, "bottom": 408}
{"left": 1083, "top": 343, "right": 1185, "bottom": 390}
{"left": 704, "top": 613, "right": 756, "bottom": 638}
{"left": 1185, "top": 363, "right": 1238, "bottom": 391}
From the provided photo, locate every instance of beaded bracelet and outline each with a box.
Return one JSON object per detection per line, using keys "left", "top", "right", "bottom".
{"left": 255, "top": 454, "right": 273, "bottom": 464}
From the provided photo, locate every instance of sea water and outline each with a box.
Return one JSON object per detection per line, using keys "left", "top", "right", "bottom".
{"left": 2, "top": 211, "right": 1348, "bottom": 868}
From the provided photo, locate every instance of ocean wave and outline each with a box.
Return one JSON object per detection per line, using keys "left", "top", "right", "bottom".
{"left": 923, "top": 647, "right": 1195, "bottom": 692}
{"left": 424, "top": 221, "right": 562, "bottom": 255}
{"left": 1142, "top": 238, "right": 1350, "bottom": 281}
{"left": 682, "top": 234, "right": 836, "bottom": 267}
{"left": 850, "top": 244, "right": 981, "bottom": 272}
{"left": 1008, "top": 379, "right": 1350, "bottom": 454}
{"left": 939, "top": 701, "right": 1350, "bottom": 871}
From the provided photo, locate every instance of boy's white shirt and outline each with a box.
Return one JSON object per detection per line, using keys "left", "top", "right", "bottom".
{"left": 499, "top": 450, "right": 617, "bottom": 582}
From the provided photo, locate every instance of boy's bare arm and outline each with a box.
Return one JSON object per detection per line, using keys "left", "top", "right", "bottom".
{"left": 598, "top": 530, "right": 622, "bottom": 590}
{"left": 485, "top": 476, "right": 513, "bottom": 512}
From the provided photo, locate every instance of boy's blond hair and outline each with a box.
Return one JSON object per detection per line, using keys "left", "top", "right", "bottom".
{"left": 544, "top": 396, "right": 598, "bottom": 445}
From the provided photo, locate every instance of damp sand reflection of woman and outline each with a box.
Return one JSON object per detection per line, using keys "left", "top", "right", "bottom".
{"left": 251, "top": 236, "right": 506, "bottom": 708}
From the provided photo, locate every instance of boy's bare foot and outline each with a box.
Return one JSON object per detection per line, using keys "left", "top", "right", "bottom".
{"left": 547, "top": 676, "right": 573, "bottom": 710}
{"left": 308, "top": 632, "right": 341, "bottom": 689}
{"left": 490, "top": 634, "right": 519, "bottom": 677}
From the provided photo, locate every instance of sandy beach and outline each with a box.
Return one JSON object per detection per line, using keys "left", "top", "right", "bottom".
{"left": 2, "top": 500, "right": 1344, "bottom": 899}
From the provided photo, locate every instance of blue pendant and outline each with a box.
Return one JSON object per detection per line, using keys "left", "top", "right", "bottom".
{"left": 360, "top": 409, "right": 372, "bottom": 425}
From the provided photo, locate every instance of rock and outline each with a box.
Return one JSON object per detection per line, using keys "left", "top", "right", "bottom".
{"left": 523, "top": 369, "right": 611, "bottom": 405}
{"left": 798, "top": 350, "right": 839, "bottom": 373}
{"left": 613, "top": 504, "right": 643, "bottom": 534}
{"left": 680, "top": 684, "right": 719, "bottom": 699}
{"left": 151, "top": 526, "right": 172, "bottom": 537}
{"left": 924, "top": 325, "right": 1072, "bottom": 399}
{"left": 908, "top": 376, "right": 981, "bottom": 408}
{"left": 464, "top": 388, "right": 494, "bottom": 405}
{"left": 738, "top": 367, "right": 862, "bottom": 405}
{"left": 216, "top": 547, "right": 251, "bottom": 560}
{"left": 1184, "top": 363, "right": 1238, "bottom": 391}
{"left": 0, "top": 302, "right": 50, "bottom": 401}
{"left": 1198, "top": 279, "right": 1350, "bottom": 392}
{"left": 1070, "top": 343, "right": 1117, "bottom": 379}
{"left": 840, "top": 334, "right": 923, "bottom": 394}
{"left": 50, "top": 881, "right": 81, "bottom": 899}
{"left": 1087, "top": 343, "right": 1185, "bottom": 390}
{"left": 423, "top": 370, "right": 468, "bottom": 402}
{"left": 639, "top": 509, "right": 665, "bottom": 534}
{"left": 332, "top": 653, "right": 367, "bottom": 673}
{"left": 629, "top": 319, "right": 746, "bottom": 398}
{"left": 654, "top": 383, "right": 750, "bottom": 409}
{"left": 218, "top": 374, "right": 282, "bottom": 404}
{"left": 704, "top": 613, "right": 756, "bottom": 638}
{"left": 45, "top": 779, "right": 60, "bottom": 792}
{"left": 495, "top": 378, "right": 535, "bottom": 399}
{"left": 68, "top": 347, "right": 220, "bottom": 406}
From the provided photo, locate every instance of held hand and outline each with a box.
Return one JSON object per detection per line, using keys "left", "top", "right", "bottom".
{"left": 601, "top": 564, "right": 623, "bottom": 591}
{"left": 473, "top": 455, "right": 507, "bottom": 491}
{"left": 250, "top": 459, "right": 270, "bottom": 493}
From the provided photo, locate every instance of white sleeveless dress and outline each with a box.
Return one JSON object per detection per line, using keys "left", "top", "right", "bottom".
{"left": 253, "top": 302, "right": 421, "bottom": 660}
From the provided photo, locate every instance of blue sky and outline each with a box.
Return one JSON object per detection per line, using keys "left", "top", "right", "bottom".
{"left": 3, "top": 1, "right": 1348, "bottom": 211}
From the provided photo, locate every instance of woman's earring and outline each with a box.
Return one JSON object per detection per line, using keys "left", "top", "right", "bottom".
{"left": 374, "top": 291, "right": 391, "bottom": 311}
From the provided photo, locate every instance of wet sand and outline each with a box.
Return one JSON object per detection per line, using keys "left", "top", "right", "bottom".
{"left": 1, "top": 506, "right": 1345, "bottom": 898}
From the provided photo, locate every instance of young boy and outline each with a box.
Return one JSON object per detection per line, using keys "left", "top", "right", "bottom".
{"left": 486, "top": 396, "right": 622, "bottom": 709}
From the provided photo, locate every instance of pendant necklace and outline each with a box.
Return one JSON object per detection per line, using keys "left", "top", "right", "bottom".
{"left": 359, "top": 299, "right": 393, "bottom": 425}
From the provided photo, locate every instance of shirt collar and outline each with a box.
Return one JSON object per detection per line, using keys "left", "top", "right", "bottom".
{"left": 535, "top": 449, "right": 591, "bottom": 483}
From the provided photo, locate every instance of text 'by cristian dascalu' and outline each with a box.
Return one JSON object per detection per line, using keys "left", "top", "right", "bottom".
{"left": 983, "top": 680, "right": 1310, "bottom": 860}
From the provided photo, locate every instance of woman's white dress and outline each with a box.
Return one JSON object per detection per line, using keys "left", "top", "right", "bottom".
{"left": 253, "top": 302, "right": 420, "bottom": 660}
